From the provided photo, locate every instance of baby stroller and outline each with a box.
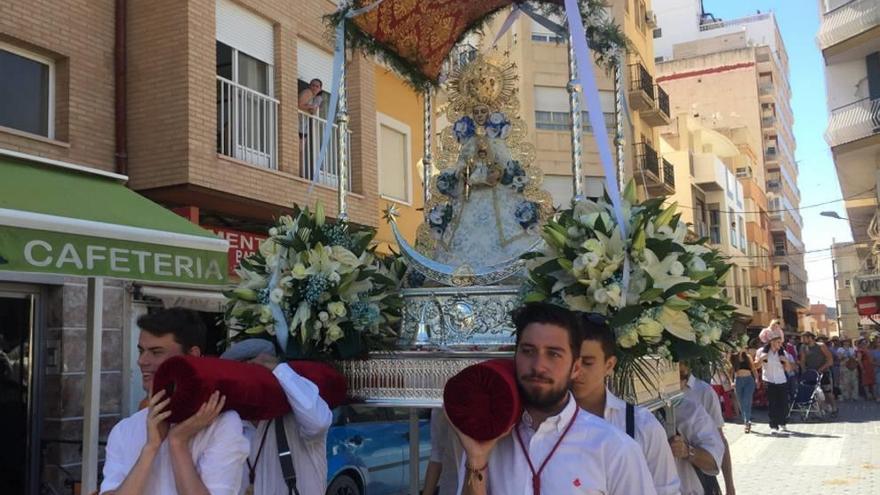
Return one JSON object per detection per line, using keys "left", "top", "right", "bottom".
{"left": 788, "top": 369, "right": 827, "bottom": 422}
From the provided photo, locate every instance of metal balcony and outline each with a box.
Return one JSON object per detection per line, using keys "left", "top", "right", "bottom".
{"left": 641, "top": 84, "right": 672, "bottom": 126}
{"left": 217, "top": 76, "right": 278, "bottom": 169}
{"left": 825, "top": 97, "right": 880, "bottom": 147}
{"left": 298, "top": 110, "right": 353, "bottom": 190}
{"left": 635, "top": 143, "right": 675, "bottom": 196}
{"left": 817, "top": 0, "right": 880, "bottom": 50}
{"left": 628, "top": 63, "right": 655, "bottom": 112}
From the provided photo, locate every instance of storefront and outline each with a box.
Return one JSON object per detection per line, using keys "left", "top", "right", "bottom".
{"left": 0, "top": 150, "right": 228, "bottom": 495}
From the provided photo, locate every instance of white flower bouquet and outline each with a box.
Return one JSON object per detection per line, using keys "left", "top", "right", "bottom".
{"left": 524, "top": 182, "right": 736, "bottom": 364}
{"left": 224, "top": 203, "right": 404, "bottom": 359}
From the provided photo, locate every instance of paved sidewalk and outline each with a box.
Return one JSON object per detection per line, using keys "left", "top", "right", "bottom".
{"left": 723, "top": 399, "right": 880, "bottom": 495}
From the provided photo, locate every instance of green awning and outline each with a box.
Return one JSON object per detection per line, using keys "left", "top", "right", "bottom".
{"left": 0, "top": 155, "right": 229, "bottom": 286}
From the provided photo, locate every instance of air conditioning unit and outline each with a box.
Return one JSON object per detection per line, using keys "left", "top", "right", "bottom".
{"left": 646, "top": 10, "right": 658, "bottom": 29}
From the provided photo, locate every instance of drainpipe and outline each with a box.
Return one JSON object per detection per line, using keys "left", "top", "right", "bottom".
{"left": 114, "top": 0, "right": 128, "bottom": 175}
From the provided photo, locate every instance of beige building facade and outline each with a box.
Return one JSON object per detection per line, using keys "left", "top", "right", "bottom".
{"left": 832, "top": 241, "right": 870, "bottom": 339}
{"left": 653, "top": 3, "right": 803, "bottom": 331}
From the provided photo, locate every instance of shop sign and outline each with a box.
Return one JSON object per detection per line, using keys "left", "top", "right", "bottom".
{"left": 0, "top": 226, "right": 227, "bottom": 285}
{"left": 208, "top": 227, "right": 266, "bottom": 275}
{"left": 854, "top": 274, "right": 880, "bottom": 298}
{"left": 856, "top": 296, "right": 880, "bottom": 316}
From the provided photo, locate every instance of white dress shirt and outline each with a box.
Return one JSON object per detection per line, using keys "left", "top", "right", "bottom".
{"left": 755, "top": 348, "right": 794, "bottom": 384}
{"left": 240, "top": 363, "right": 333, "bottom": 495}
{"left": 100, "top": 409, "right": 249, "bottom": 495}
{"left": 672, "top": 397, "right": 725, "bottom": 495}
{"left": 430, "top": 408, "right": 464, "bottom": 495}
{"left": 682, "top": 375, "right": 724, "bottom": 429}
{"left": 602, "top": 389, "right": 681, "bottom": 495}
{"left": 461, "top": 393, "right": 657, "bottom": 495}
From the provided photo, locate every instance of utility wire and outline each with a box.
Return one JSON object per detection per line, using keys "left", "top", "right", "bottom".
{"left": 661, "top": 186, "right": 876, "bottom": 215}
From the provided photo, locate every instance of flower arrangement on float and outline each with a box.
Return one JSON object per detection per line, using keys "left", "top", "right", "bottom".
{"left": 524, "top": 182, "right": 736, "bottom": 369}
{"left": 224, "top": 203, "right": 404, "bottom": 360}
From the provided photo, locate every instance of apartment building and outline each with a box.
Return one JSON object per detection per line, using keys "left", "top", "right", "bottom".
{"left": 654, "top": 0, "right": 805, "bottom": 331}
{"left": 819, "top": 0, "right": 880, "bottom": 255}
{"left": 661, "top": 115, "right": 755, "bottom": 322}
{"left": 0, "top": 1, "right": 425, "bottom": 492}
{"left": 832, "top": 240, "right": 870, "bottom": 338}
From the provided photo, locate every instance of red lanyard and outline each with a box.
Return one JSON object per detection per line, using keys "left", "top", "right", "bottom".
{"left": 513, "top": 405, "right": 579, "bottom": 495}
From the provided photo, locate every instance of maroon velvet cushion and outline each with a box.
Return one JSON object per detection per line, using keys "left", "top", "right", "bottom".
{"left": 443, "top": 358, "right": 521, "bottom": 442}
{"left": 286, "top": 360, "right": 348, "bottom": 409}
{"left": 153, "top": 355, "right": 291, "bottom": 423}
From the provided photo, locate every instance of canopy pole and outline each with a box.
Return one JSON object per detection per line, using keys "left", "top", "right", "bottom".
{"left": 408, "top": 408, "right": 420, "bottom": 494}
{"left": 81, "top": 276, "right": 104, "bottom": 493}
{"left": 567, "top": 33, "right": 584, "bottom": 201}
{"left": 614, "top": 46, "right": 626, "bottom": 192}
{"left": 336, "top": 40, "right": 349, "bottom": 221}
{"left": 423, "top": 90, "right": 433, "bottom": 216}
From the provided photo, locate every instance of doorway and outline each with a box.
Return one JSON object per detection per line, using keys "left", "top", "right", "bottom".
{"left": 0, "top": 284, "right": 43, "bottom": 495}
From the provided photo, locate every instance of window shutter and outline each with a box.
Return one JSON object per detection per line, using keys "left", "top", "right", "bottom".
{"left": 216, "top": 0, "right": 274, "bottom": 65}
{"left": 298, "top": 39, "right": 334, "bottom": 88}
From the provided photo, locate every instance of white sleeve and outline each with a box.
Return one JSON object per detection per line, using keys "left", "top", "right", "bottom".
{"left": 677, "top": 401, "right": 724, "bottom": 476}
{"left": 430, "top": 408, "right": 446, "bottom": 463}
{"left": 273, "top": 363, "right": 333, "bottom": 439}
{"left": 195, "top": 411, "right": 251, "bottom": 495}
{"left": 99, "top": 421, "right": 134, "bottom": 493}
{"left": 701, "top": 385, "right": 725, "bottom": 429}
{"left": 607, "top": 433, "right": 659, "bottom": 495}
{"left": 635, "top": 410, "right": 681, "bottom": 495}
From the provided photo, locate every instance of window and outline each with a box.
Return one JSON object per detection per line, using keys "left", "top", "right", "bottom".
{"left": 543, "top": 175, "right": 574, "bottom": 208}
{"left": 709, "top": 208, "right": 721, "bottom": 244}
{"left": 535, "top": 111, "right": 571, "bottom": 130}
{"left": 534, "top": 86, "right": 615, "bottom": 132}
{"left": 531, "top": 33, "right": 564, "bottom": 43}
{"left": 752, "top": 295, "right": 760, "bottom": 311}
{"left": 653, "top": 28, "right": 662, "bottom": 39}
{"left": 0, "top": 43, "right": 54, "bottom": 138}
{"left": 377, "top": 113, "right": 411, "bottom": 203}
{"left": 729, "top": 208, "right": 737, "bottom": 248}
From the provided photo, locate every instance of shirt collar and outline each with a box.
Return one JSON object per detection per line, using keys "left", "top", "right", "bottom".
{"left": 603, "top": 388, "right": 626, "bottom": 418}
{"left": 685, "top": 374, "right": 697, "bottom": 389}
{"left": 521, "top": 392, "right": 578, "bottom": 433}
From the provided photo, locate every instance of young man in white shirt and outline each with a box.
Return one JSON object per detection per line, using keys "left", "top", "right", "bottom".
{"left": 451, "top": 302, "right": 657, "bottom": 495}
{"left": 570, "top": 313, "right": 681, "bottom": 495}
{"left": 668, "top": 395, "right": 726, "bottom": 495}
{"left": 679, "top": 362, "right": 734, "bottom": 495}
{"left": 101, "top": 308, "right": 250, "bottom": 495}
{"left": 220, "top": 339, "right": 333, "bottom": 495}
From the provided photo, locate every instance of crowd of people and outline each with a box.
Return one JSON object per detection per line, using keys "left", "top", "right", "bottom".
{"left": 102, "top": 303, "right": 880, "bottom": 495}
{"left": 102, "top": 303, "right": 742, "bottom": 495}
{"left": 715, "top": 320, "right": 880, "bottom": 438}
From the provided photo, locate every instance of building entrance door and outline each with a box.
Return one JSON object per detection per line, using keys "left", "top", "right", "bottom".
{"left": 0, "top": 285, "right": 42, "bottom": 495}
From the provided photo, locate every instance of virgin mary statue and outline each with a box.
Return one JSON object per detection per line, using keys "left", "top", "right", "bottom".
{"left": 419, "top": 55, "right": 552, "bottom": 271}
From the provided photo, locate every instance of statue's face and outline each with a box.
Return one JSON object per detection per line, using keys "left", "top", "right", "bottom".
{"left": 473, "top": 104, "right": 490, "bottom": 125}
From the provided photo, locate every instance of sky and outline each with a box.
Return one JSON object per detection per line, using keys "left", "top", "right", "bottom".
{"left": 703, "top": 0, "right": 852, "bottom": 310}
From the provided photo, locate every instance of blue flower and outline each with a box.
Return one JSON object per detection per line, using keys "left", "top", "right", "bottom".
{"left": 453, "top": 116, "right": 476, "bottom": 143}
{"left": 484, "top": 112, "right": 511, "bottom": 139}
{"left": 501, "top": 160, "right": 527, "bottom": 191}
{"left": 350, "top": 300, "right": 381, "bottom": 331}
{"left": 436, "top": 170, "right": 459, "bottom": 197}
{"left": 514, "top": 201, "right": 540, "bottom": 229}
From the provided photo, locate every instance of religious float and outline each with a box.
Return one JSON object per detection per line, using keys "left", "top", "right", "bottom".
{"left": 220, "top": 0, "right": 738, "bottom": 489}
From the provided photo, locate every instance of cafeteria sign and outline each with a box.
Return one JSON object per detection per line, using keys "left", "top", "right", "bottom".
{"left": 0, "top": 225, "right": 227, "bottom": 285}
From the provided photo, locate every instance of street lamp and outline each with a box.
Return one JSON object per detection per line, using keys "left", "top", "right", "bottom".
{"left": 820, "top": 211, "right": 849, "bottom": 220}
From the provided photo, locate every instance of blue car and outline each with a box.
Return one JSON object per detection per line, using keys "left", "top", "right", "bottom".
{"left": 326, "top": 406, "right": 431, "bottom": 495}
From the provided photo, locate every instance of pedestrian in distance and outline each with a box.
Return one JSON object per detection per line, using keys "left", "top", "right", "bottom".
{"left": 755, "top": 327, "right": 795, "bottom": 435}
{"left": 730, "top": 346, "right": 759, "bottom": 433}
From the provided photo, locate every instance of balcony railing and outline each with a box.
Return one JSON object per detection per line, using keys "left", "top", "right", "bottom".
{"left": 298, "top": 111, "right": 352, "bottom": 190}
{"left": 635, "top": 142, "right": 660, "bottom": 178}
{"left": 217, "top": 77, "right": 279, "bottom": 169}
{"left": 630, "top": 63, "right": 654, "bottom": 102}
{"left": 699, "top": 12, "right": 772, "bottom": 32}
{"left": 656, "top": 85, "right": 670, "bottom": 118}
{"left": 761, "top": 115, "right": 776, "bottom": 128}
{"left": 825, "top": 97, "right": 880, "bottom": 147}
{"left": 818, "top": 0, "right": 880, "bottom": 49}
{"left": 662, "top": 157, "right": 675, "bottom": 189}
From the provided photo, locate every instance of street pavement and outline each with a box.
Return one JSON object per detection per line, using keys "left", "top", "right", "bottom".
{"left": 723, "top": 398, "right": 880, "bottom": 495}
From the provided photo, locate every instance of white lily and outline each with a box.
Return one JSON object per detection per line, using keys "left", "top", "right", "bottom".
{"left": 641, "top": 249, "right": 692, "bottom": 290}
